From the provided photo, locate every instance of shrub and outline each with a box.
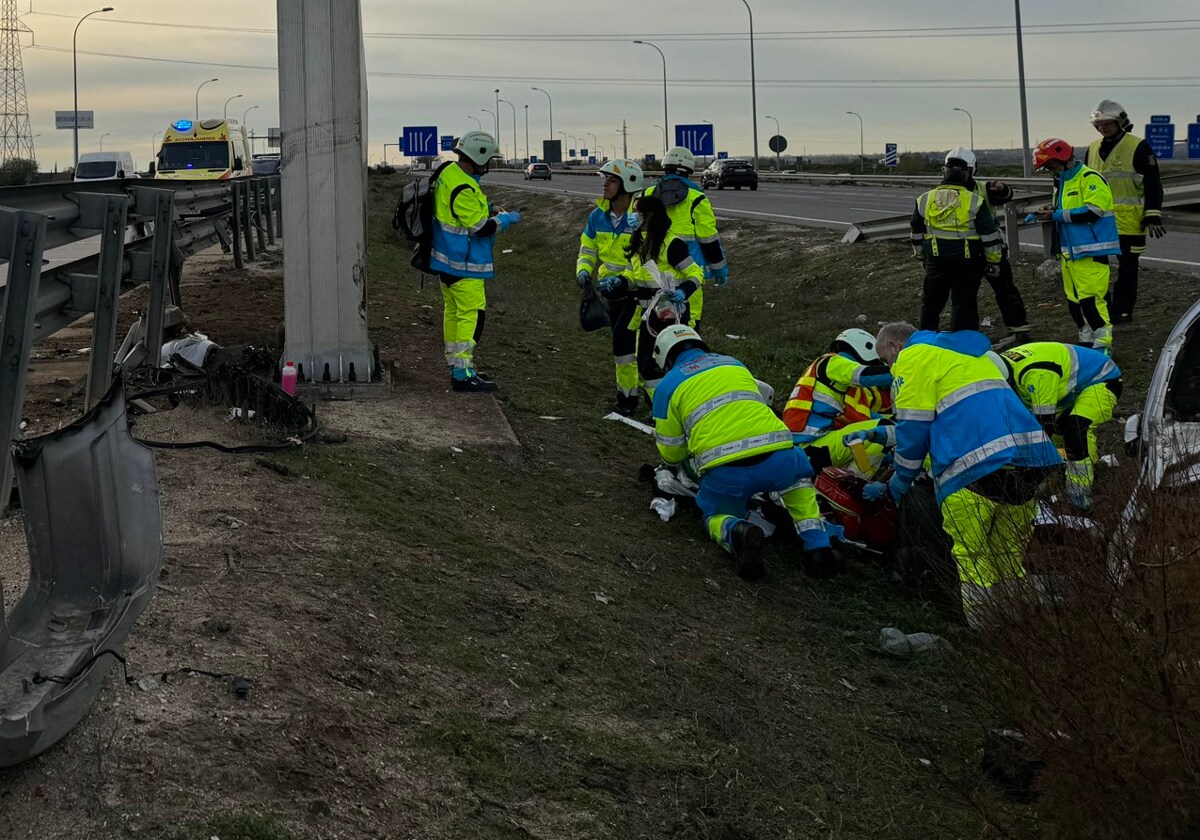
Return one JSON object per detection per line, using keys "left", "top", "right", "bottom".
{"left": 0, "top": 157, "right": 38, "bottom": 186}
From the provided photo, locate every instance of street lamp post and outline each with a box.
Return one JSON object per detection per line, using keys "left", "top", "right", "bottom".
{"left": 531, "top": 86, "right": 553, "bottom": 144}
{"left": 481, "top": 109, "right": 497, "bottom": 149}
{"left": 151, "top": 130, "right": 162, "bottom": 165}
{"left": 493, "top": 88, "right": 501, "bottom": 146}
{"left": 499, "top": 98, "right": 517, "bottom": 164}
{"left": 195, "top": 77, "right": 219, "bottom": 123}
{"left": 524, "top": 104, "right": 530, "bottom": 161}
{"left": 587, "top": 132, "right": 598, "bottom": 158}
{"left": 633, "top": 40, "right": 669, "bottom": 155}
{"left": 242, "top": 104, "right": 259, "bottom": 152}
{"left": 468, "top": 115, "right": 482, "bottom": 130}
{"left": 557, "top": 131, "right": 568, "bottom": 159}
{"left": 765, "top": 114, "right": 781, "bottom": 170}
{"left": 953, "top": 107, "right": 975, "bottom": 152}
{"left": 846, "top": 111, "right": 864, "bottom": 173}
{"left": 653, "top": 125, "right": 667, "bottom": 154}
{"left": 735, "top": 0, "right": 759, "bottom": 166}
{"left": 223, "top": 93, "right": 243, "bottom": 122}
{"left": 1014, "top": 0, "right": 1033, "bottom": 177}
{"left": 99, "top": 132, "right": 110, "bottom": 152}
{"left": 73, "top": 6, "right": 113, "bottom": 170}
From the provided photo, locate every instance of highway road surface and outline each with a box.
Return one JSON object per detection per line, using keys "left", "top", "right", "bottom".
{"left": 486, "top": 170, "right": 1200, "bottom": 273}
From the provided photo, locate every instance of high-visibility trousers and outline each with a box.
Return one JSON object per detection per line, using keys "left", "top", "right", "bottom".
{"left": 1061, "top": 256, "right": 1112, "bottom": 351}
{"left": 441, "top": 277, "right": 487, "bottom": 378}
{"left": 940, "top": 486, "right": 1036, "bottom": 597}
{"left": 1058, "top": 380, "right": 1120, "bottom": 492}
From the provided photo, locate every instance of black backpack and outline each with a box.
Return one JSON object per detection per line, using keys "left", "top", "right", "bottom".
{"left": 392, "top": 161, "right": 452, "bottom": 272}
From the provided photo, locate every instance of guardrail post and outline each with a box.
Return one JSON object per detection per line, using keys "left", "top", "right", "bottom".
{"left": 1041, "top": 220, "right": 1055, "bottom": 261}
{"left": 264, "top": 177, "right": 276, "bottom": 245}
{"left": 254, "top": 179, "right": 268, "bottom": 252}
{"left": 241, "top": 178, "right": 256, "bottom": 263}
{"left": 132, "top": 187, "right": 177, "bottom": 369}
{"left": 230, "top": 181, "right": 244, "bottom": 269}
{"left": 80, "top": 195, "right": 130, "bottom": 410}
{"left": 0, "top": 209, "right": 47, "bottom": 506}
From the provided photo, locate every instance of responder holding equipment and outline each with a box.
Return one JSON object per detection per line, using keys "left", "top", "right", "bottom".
{"left": 652, "top": 325, "right": 839, "bottom": 581}
{"left": 577, "top": 159, "right": 644, "bottom": 415}
{"left": 429, "top": 131, "right": 521, "bottom": 392}
{"left": 994, "top": 342, "right": 1121, "bottom": 512}
{"left": 869, "top": 323, "right": 1062, "bottom": 624}
{"left": 781, "top": 328, "right": 894, "bottom": 474}
{"left": 1083, "top": 100, "right": 1165, "bottom": 324}
{"left": 641, "top": 146, "right": 728, "bottom": 328}
{"left": 944, "top": 148, "right": 1031, "bottom": 344}
{"left": 910, "top": 159, "right": 1003, "bottom": 332}
{"left": 1032, "top": 138, "right": 1121, "bottom": 354}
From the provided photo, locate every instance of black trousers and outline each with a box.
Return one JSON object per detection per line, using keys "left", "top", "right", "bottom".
{"left": 920, "top": 257, "right": 984, "bottom": 332}
{"left": 1106, "top": 234, "right": 1144, "bottom": 317}
{"left": 985, "top": 251, "right": 1028, "bottom": 330}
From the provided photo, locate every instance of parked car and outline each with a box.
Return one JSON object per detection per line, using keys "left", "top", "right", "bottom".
{"left": 524, "top": 162, "right": 552, "bottom": 181}
{"left": 251, "top": 154, "right": 282, "bottom": 175}
{"left": 700, "top": 158, "right": 758, "bottom": 191}
{"left": 74, "top": 151, "right": 136, "bottom": 181}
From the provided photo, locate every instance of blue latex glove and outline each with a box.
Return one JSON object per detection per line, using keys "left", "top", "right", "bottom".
{"left": 576, "top": 271, "right": 591, "bottom": 288}
{"left": 597, "top": 276, "right": 623, "bottom": 293}
{"left": 862, "top": 482, "right": 888, "bottom": 502}
{"left": 885, "top": 474, "right": 908, "bottom": 503}
{"left": 843, "top": 426, "right": 891, "bottom": 447}
{"left": 1023, "top": 213, "right": 1037, "bottom": 224}
{"left": 495, "top": 211, "right": 521, "bottom": 232}
{"left": 668, "top": 289, "right": 687, "bottom": 304}
{"left": 709, "top": 266, "right": 730, "bottom": 286}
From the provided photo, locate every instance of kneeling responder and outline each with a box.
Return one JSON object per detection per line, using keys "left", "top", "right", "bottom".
{"left": 868, "top": 323, "right": 1063, "bottom": 623}
{"left": 577, "top": 159, "right": 645, "bottom": 416}
{"left": 993, "top": 342, "right": 1121, "bottom": 511}
{"left": 652, "top": 325, "right": 838, "bottom": 580}
{"left": 781, "top": 328, "right": 894, "bottom": 474}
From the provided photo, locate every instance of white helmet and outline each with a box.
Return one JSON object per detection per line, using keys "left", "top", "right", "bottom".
{"left": 653, "top": 324, "right": 707, "bottom": 370}
{"left": 454, "top": 131, "right": 500, "bottom": 167}
{"left": 831, "top": 328, "right": 879, "bottom": 363}
{"left": 597, "top": 158, "right": 644, "bottom": 193}
{"left": 662, "top": 146, "right": 696, "bottom": 173}
{"left": 944, "top": 147, "right": 977, "bottom": 173}
{"left": 1089, "top": 99, "right": 1132, "bottom": 132}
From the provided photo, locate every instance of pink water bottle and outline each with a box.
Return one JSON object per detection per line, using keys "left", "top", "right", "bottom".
{"left": 281, "top": 360, "right": 298, "bottom": 396}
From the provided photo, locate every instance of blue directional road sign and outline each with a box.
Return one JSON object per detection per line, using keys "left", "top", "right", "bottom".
{"left": 402, "top": 125, "right": 438, "bottom": 157}
{"left": 1188, "top": 117, "right": 1200, "bottom": 160}
{"left": 1145, "top": 117, "right": 1175, "bottom": 160}
{"left": 884, "top": 143, "right": 899, "bottom": 167}
{"left": 646, "top": 154, "right": 657, "bottom": 163}
{"left": 674, "top": 124, "right": 714, "bottom": 157}
{"left": 440, "top": 134, "right": 454, "bottom": 152}
{"left": 717, "top": 151, "right": 729, "bottom": 160}
{"left": 580, "top": 148, "right": 589, "bottom": 157}
{"left": 569, "top": 149, "right": 576, "bottom": 158}
{"left": 530, "top": 155, "right": 539, "bottom": 163}
{"left": 588, "top": 156, "right": 596, "bottom": 164}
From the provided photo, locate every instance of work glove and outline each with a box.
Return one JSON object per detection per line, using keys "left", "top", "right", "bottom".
{"left": 597, "top": 276, "right": 624, "bottom": 294}
{"left": 843, "top": 426, "right": 893, "bottom": 447}
{"left": 576, "top": 271, "right": 591, "bottom": 288}
{"left": 668, "top": 289, "right": 688, "bottom": 304}
{"left": 495, "top": 211, "right": 522, "bottom": 232}
{"left": 984, "top": 263, "right": 1001, "bottom": 279}
{"left": 1143, "top": 210, "right": 1166, "bottom": 239}
{"left": 862, "top": 481, "right": 889, "bottom": 502}
{"left": 863, "top": 475, "right": 906, "bottom": 504}
{"left": 709, "top": 265, "right": 731, "bottom": 287}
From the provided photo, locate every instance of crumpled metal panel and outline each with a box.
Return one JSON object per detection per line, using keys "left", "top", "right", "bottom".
{"left": 0, "top": 378, "right": 161, "bottom": 767}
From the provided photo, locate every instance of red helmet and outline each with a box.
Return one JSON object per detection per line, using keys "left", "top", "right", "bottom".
{"left": 1033, "top": 138, "right": 1073, "bottom": 170}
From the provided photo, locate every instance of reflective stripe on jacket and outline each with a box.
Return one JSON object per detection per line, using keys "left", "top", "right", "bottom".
{"left": 1052, "top": 162, "right": 1121, "bottom": 261}
{"left": 577, "top": 198, "right": 634, "bottom": 280}
{"left": 911, "top": 184, "right": 1002, "bottom": 263}
{"left": 643, "top": 175, "right": 727, "bottom": 271}
{"left": 1086, "top": 132, "right": 1144, "bottom": 236}
{"left": 782, "top": 352, "right": 893, "bottom": 440}
{"left": 1000, "top": 341, "right": 1121, "bottom": 418}
{"left": 429, "top": 162, "right": 495, "bottom": 278}
{"left": 653, "top": 349, "right": 794, "bottom": 472}
{"left": 891, "top": 330, "right": 1062, "bottom": 504}
{"left": 629, "top": 232, "right": 705, "bottom": 300}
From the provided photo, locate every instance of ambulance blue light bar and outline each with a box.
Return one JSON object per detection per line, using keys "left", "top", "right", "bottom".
{"left": 172, "top": 119, "right": 194, "bottom": 131}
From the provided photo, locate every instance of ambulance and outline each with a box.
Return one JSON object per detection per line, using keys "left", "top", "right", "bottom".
{"left": 153, "top": 118, "right": 252, "bottom": 180}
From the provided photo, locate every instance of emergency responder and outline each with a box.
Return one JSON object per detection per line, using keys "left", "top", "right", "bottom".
{"left": 1083, "top": 100, "right": 1166, "bottom": 324}
{"left": 641, "top": 146, "right": 728, "bottom": 328}
{"left": 605, "top": 194, "right": 705, "bottom": 398}
{"left": 1032, "top": 138, "right": 1122, "bottom": 354}
{"left": 910, "top": 159, "right": 1003, "bottom": 332}
{"left": 577, "top": 159, "right": 645, "bottom": 415}
{"left": 782, "top": 328, "right": 894, "bottom": 474}
{"left": 944, "top": 148, "right": 1031, "bottom": 344}
{"left": 993, "top": 342, "right": 1121, "bottom": 511}
{"left": 867, "top": 322, "right": 1062, "bottom": 623}
{"left": 652, "top": 325, "right": 839, "bottom": 580}
{"left": 428, "top": 131, "right": 521, "bottom": 392}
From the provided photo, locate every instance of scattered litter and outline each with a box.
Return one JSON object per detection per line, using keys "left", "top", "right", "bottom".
{"left": 839, "top": 678, "right": 858, "bottom": 692}
{"left": 162, "top": 332, "right": 219, "bottom": 369}
{"left": 855, "top": 314, "right": 868, "bottom": 323}
{"left": 724, "top": 334, "right": 743, "bottom": 340}
{"left": 705, "top": 578, "right": 720, "bottom": 591}
{"left": 1034, "top": 504, "right": 1097, "bottom": 531}
{"left": 227, "top": 407, "right": 257, "bottom": 421}
{"left": 76, "top": 348, "right": 90, "bottom": 355}
{"left": 216, "top": 514, "right": 245, "bottom": 529}
{"left": 501, "top": 248, "right": 514, "bottom": 254}
{"left": 603, "top": 411, "right": 655, "bottom": 435}
{"left": 1035, "top": 302, "right": 1061, "bottom": 309}
{"left": 18, "top": 421, "right": 26, "bottom": 431}
{"left": 879, "top": 627, "right": 954, "bottom": 657}
{"left": 650, "top": 497, "right": 677, "bottom": 521}
{"left": 980, "top": 316, "right": 993, "bottom": 329}
{"left": 136, "top": 676, "right": 160, "bottom": 693}
{"left": 450, "top": 446, "right": 464, "bottom": 453}
{"left": 765, "top": 302, "right": 776, "bottom": 309}
{"left": 1101, "top": 454, "right": 1119, "bottom": 468}
{"left": 918, "top": 758, "right": 933, "bottom": 767}
{"left": 593, "top": 592, "right": 612, "bottom": 605}
{"left": 746, "top": 509, "right": 776, "bottom": 537}
{"left": 538, "top": 416, "right": 565, "bottom": 421}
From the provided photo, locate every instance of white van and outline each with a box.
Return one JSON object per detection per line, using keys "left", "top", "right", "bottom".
{"left": 75, "top": 151, "right": 136, "bottom": 182}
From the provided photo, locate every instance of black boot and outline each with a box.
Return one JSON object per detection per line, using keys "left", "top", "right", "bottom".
{"left": 452, "top": 375, "right": 497, "bottom": 393}
{"left": 730, "top": 521, "right": 766, "bottom": 581}
{"left": 610, "top": 393, "right": 641, "bottom": 417}
{"left": 802, "top": 546, "right": 843, "bottom": 579}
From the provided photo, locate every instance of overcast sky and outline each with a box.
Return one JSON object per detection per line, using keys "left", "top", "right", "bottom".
{"left": 20, "top": 1, "right": 1200, "bottom": 170}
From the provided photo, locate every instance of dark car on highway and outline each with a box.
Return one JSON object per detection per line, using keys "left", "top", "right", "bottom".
{"left": 524, "top": 162, "right": 552, "bottom": 181}
{"left": 700, "top": 158, "right": 758, "bottom": 191}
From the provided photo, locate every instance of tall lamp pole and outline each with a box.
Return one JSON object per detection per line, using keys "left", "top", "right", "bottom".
{"left": 765, "top": 114, "right": 781, "bottom": 170}
{"left": 736, "top": 0, "right": 759, "bottom": 166}
{"left": 242, "top": 104, "right": 259, "bottom": 152}
{"left": 468, "top": 115, "right": 482, "bottom": 130}
{"left": 846, "top": 111, "right": 864, "bottom": 173}
{"left": 524, "top": 104, "right": 530, "bottom": 161}
{"left": 633, "top": 40, "right": 669, "bottom": 155}
{"left": 73, "top": 6, "right": 113, "bottom": 170}
{"left": 1014, "top": 0, "right": 1033, "bottom": 177}
{"left": 953, "top": 107, "right": 975, "bottom": 151}
{"left": 531, "top": 86, "right": 553, "bottom": 143}
{"left": 151, "top": 130, "right": 162, "bottom": 165}
{"left": 499, "top": 98, "right": 517, "bottom": 163}
{"left": 195, "top": 77, "right": 219, "bottom": 123}
{"left": 587, "top": 132, "right": 598, "bottom": 158}
{"left": 493, "top": 88, "right": 501, "bottom": 146}
{"left": 223, "top": 93, "right": 243, "bottom": 122}
{"left": 99, "top": 132, "right": 110, "bottom": 152}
